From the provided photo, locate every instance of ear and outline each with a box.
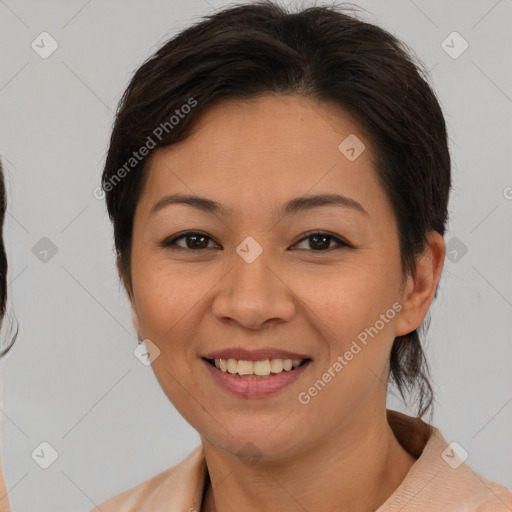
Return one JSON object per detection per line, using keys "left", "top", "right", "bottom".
{"left": 395, "top": 231, "right": 445, "bottom": 337}
{"left": 116, "top": 256, "right": 142, "bottom": 338}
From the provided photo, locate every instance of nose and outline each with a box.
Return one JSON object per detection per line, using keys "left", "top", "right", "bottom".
{"left": 211, "top": 248, "right": 296, "bottom": 330}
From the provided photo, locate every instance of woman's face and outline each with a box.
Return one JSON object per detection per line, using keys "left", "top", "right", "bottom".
{"left": 128, "top": 94, "right": 431, "bottom": 459}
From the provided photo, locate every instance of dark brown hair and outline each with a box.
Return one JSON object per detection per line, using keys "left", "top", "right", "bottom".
{"left": 0, "top": 159, "right": 18, "bottom": 357}
{"left": 101, "top": 0, "right": 451, "bottom": 419}
{"left": 0, "top": 161, "right": 7, "bottom": 321}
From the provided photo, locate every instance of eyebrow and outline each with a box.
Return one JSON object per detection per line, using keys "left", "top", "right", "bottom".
{"left": 150, "top": 192, "right": 369, "bottom": 218}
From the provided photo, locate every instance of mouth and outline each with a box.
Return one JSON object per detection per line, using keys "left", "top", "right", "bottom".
{"left": 202, "top": 356, "right": 312, "bottom": 379}
{"left": 201, "top": 355, "right": 312, "bottom": 398}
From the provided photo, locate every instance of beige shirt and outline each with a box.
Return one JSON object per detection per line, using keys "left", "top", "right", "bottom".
{"left": 91, "top": 410, "right": 512, "bottom": 511}
{"left": 0, "top": 455, "right": 10, "bottom": 512}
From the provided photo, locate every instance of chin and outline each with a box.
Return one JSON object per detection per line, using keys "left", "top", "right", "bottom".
{"left": 205, "top": 422, "right": 308, "bottom": 463}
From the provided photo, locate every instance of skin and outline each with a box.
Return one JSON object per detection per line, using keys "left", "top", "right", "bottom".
{"left": 126, "top": 94, "right": 445, "bottom": 512}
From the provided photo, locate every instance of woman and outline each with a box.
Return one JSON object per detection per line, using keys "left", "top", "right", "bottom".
{"left": 92, "top": 2, "right": 512, "bottom": 510}
{"left": 0, "top": 158, "right": 16, "bottom": 512}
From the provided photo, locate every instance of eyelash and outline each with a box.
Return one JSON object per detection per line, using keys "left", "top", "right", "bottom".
{"left": 160, "top": 230, "right": 352, "bottom": 252}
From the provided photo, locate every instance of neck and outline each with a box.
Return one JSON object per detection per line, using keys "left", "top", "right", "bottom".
{"left": 200, "top": 409, "right": 417, "bottom": 512}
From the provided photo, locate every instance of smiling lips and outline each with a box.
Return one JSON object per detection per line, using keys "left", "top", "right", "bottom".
{"left": 201, "top": 347, "right": 312, "bottom": 396}
{"left": 207, "top": 357, "right": 305, "bottom": 377}
{"left": 202, "top": 347, "right": 311, "bottom": 378}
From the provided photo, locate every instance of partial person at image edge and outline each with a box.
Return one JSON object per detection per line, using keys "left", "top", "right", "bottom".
{"left": 0, "top": 158, "right": 17, "bottom": 512}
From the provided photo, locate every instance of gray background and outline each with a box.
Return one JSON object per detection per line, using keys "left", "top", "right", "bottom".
{"left": 0, "top": 0, "right": 511, "bottom": 510}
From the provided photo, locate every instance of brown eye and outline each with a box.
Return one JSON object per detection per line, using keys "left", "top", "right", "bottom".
{"left": 292, "top": 231, "right": 350, "bottom": 251}
{"left": 162, "top": 232, "right": 218, "bottom": 250}
{"left": 160, "top": 230, "right": 350, "bottom": 252}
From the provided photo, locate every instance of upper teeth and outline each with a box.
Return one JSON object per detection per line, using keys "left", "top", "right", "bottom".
{"left": 214, "top": 358, "right": 304, "bottom": 376}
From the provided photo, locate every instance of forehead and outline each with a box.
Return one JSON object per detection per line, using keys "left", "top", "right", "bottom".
{"left": 166, "top": 94, "right": 369, "bottom": 160}
{"left": 140, "top": 94, "right": 387, "bottom": 221}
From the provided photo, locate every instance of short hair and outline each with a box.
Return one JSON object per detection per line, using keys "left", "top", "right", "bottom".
{"left": 101, "top": 1, "right": 451, "bottom": 418}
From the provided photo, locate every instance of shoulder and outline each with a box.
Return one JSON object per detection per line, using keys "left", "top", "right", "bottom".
{"left": 462, "top": 471, "right": 512, "bottom": 511}
{"left": 0, "top": 454, "right": 11, "bottom": 512}
{"left": 89, "top": 445, "right": 205, "bottom": 512}
{"left": 411, "top": 430, "right": 512, "bottom": 511}
{"left": 382, "top": 412, "right": 512, "bottom": 511}
{"left": 426, "top": 430, "right": 512, "bottom": 510}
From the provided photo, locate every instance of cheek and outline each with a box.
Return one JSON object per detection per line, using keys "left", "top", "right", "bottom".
{"left": 299, "top": 278, "right": 397, "bottom": 415}
{"left": 133, "top": 272, "right": 204, "bottom": 414}
{"left": 296, "top": 264, "right": 399, "bottom": 388}
{"left": 133, "top": 258, "right": 205, "bottom": 336}
{"left": 297, "top": 263, "right": 392, "bottom": 334}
